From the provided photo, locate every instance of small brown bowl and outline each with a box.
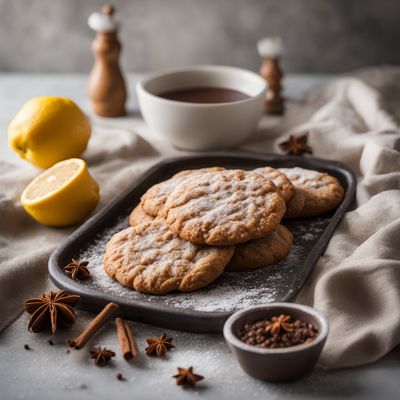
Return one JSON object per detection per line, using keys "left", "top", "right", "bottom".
{"left": 223, "top": 303, "right": 329, "bottom": 382}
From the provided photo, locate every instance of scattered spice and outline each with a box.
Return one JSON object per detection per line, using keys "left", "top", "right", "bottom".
{"left": 23, "top": 290, "right": 80, "bottom": 334}
{"left": 48, "top": 339, "right": 54, "bottom": 346}
{"left": 116, "top": 373, "right": 125, "bottom": 381}
{"left": 115, "top": 317, "right": 138, "bottom": 360}
{"left": 67, "top": 302, "right": 119, "bottom": 349}
{"left": 64, "top": 259, "right": 91, "bottom": 280}
{"left": 173, "top": 367, "right": 204, "bottom": 387}
{"left": 279, "top": 134, "right": 312, "bottom": 155}
{"left": 24, "top": 344, "right": 30, "bottom": 350}
{"left": 238, "top": 314, "right": 318, "bottom": 348}
{"left": 145, "top": 332, "right": 174, "bottom": 357}
{"left": 90, "top": 347, "right": 116, "bottom": 366}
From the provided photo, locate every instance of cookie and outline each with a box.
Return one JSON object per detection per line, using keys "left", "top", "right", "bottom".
{"left": 141, "top": 167, "right": 224, "bottom": 217}
{"left": 225, "top": 225, "right": 293, "bottom": 271}
{"left": 253, "top": 166, "right": 295, "bottom": 203}
{"left": 129, "top": 204, "right": 154, "bottom": 226}
{"left": 279, "top": 167, "right": 345, "bottom": 218}
{"left": 163, "top": 169, "right": 286, "bottom": 246}
{"left": 104, "top": 218, "right": 234, "bottom": 294}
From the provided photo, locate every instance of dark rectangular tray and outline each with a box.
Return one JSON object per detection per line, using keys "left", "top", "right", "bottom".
{"left": 49, "top": 151, "right": 356, "bottom": 333}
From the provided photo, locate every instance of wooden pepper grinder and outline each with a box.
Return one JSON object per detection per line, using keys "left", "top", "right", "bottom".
{"left": 257, "top": 37, "right": 284, "bottom": 115}
{"left": 88, "top": 4, "right": 127, "bottom": 117}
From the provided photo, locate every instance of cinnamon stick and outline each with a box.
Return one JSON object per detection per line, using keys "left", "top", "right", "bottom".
{"left": 67, "top": 302, "right": 119, "bottom": 349}
{"left": 115, "top": 317, "right": 138, "bottom": 360}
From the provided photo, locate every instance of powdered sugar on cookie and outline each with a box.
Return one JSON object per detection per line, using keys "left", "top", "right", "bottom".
{"left": 141, "top": 167, "right": 224, "bottom": 217}
{"left": 104, "top": 218, "right": 234, "bottom": 294}
{"left": 253, "top": 166, "right": 295, "bottom": 203}
{"left": 163, "top": 169, "right": 286, "bottom": 245}
{"left": 279, "top": 167, "right": 345, "bottom": 218}
{"left": 279, "top": 167, "right": 330, "bottom": 189}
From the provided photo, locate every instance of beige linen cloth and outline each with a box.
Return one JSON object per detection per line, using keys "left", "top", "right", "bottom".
{"left": 1, "top": 66, "right": 399, "bottom": 370}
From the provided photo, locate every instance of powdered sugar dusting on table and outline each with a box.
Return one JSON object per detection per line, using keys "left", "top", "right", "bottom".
{"left": 77, "top": 212, "right": 329, "bottom": 313}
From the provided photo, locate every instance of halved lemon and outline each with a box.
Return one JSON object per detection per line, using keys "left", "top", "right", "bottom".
{"left": 21, "top": 158, "right": 100, "bottom": 227}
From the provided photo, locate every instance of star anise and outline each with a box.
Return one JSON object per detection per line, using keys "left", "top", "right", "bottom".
{"left": 279, "top": 134, "right": 313, "bottom": 155}
{"left": 64, "top": 259, "right": 91, "bottom": 280}
{"left": 173, "top": 367, "right": 204, "bottom": 387}
{"left": 89, "top": 347, "right": 116, "bottom": 366}
{"left": 265, "top": 314, "right": 293, "bottom": 335}
{"left": 145, "top": 332, "right": 175, "bottom": 357}
{"left": 23, "top": 290, "right": 80, "bottom": 334}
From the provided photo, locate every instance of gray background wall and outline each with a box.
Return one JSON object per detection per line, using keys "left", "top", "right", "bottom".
{"left": 0, "top": 0, "right": 399, "bottom": 74}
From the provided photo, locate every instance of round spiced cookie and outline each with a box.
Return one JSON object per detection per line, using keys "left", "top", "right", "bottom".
{"left": 225, "top": 224, "right": 293, "bottom": 271}
{"left": 279, "top": 167, "right": 345, "bottom": 219}
{"left": 104, "top": 218, "right": 234, "bottom": 294}
{"left": 253, "top": 166, "right": 295, "bottom": 203}
{"left": 129, "top": 204, "right": 154, "bottom": 226}
{"left": 163, "top": 169, "right": 286, "bottom": 246}
{"left": 141, "top": 167, "right": 225, "bottom": 217}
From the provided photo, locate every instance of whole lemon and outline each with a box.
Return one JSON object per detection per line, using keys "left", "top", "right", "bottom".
{"left": 8, "top": 96, "right": 91, "bottom": 168}
{"left": 21, "top": 158, "right": 100, "bottom": 227}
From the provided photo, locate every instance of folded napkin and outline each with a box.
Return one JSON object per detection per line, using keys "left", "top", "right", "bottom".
{"left": 1, "top": 66, "right": 399, "bottom": 370}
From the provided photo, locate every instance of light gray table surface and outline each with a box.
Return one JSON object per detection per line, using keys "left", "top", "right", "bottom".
{"left": 0, "top": 73, "right": 399, "bottom": 400}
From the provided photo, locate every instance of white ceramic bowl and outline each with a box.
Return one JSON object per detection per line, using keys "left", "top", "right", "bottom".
{"left": 136, "top": 65, "right": 267, "bottom": 150}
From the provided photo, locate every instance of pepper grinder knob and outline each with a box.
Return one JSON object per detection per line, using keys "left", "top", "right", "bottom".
{"left": 102, "top": 4, "right": 114, "bottom": 16}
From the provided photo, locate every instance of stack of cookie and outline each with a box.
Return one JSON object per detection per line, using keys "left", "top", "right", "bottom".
{"left": 104, "top": 167, "right": 344, "bottom": 295}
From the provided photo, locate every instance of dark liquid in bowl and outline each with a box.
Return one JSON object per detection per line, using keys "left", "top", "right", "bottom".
{"left": 159, "top": 87, "right": 251, "bottom": 104}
